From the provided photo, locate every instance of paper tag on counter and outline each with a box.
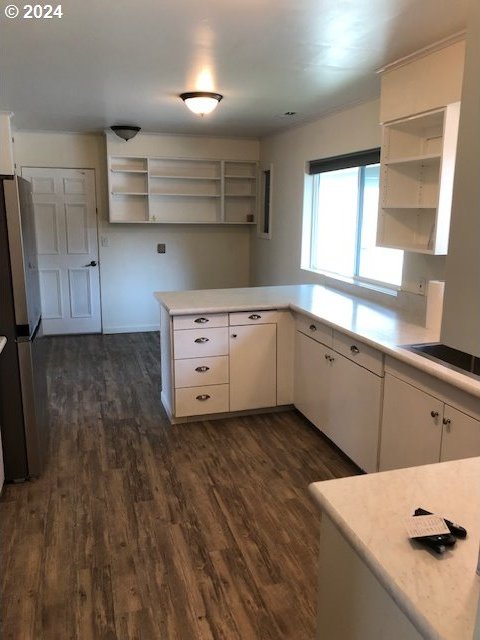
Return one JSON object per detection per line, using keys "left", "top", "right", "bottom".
{"left": 406, "top": 514, "right": 450, "bottom": 539}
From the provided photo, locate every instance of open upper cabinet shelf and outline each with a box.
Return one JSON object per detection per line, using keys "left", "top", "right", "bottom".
{"left": 376, "top": 102, "right": 460, "bottom": 254}
{"left": 108, "top": 156, "right": 258, "bottom": 224}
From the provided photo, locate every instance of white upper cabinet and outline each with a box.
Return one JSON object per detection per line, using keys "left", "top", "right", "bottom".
{"left": 108, "top": 155, "right": 258, "bottom": 224}
{"left": 376, "top": 102, "right": 460, "bottom": 254}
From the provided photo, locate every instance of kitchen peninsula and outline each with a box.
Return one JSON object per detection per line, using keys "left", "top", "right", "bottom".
{"left": 309, "top": 457, "right": 480, "bottom": 639}
{"left": 155, "top": 284, "right": 480, "bottom": 472}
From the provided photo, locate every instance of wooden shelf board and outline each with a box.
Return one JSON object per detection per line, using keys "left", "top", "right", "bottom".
{"left": 109, "top": 219, "right": 255, "bottom": 225}
{"left": 149, "top": 174, "right": 221, "bottom": 180}
{"left": 377, "top": 241, "right": 435, "bottom": 254}
{"left": 111, "top": 192, "right": 148, "bottom": 196}
{"left": 149, "top": 193, "right": 221, "bottom": 198}
{"left": 110, "top": 168, "right": 148, "bottom": 174}
{"left": 384, "top": 154, "right": 441, "bottom": 166}
{"left": 382, "top": 205, "right": 437, "bottom": 210}
{"left": 224, "top": 175, "right": 256, "bottom": 179}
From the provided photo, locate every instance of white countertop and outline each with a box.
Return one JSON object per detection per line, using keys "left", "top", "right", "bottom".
{"left": 154, "top": 284, "right": 480, "bottom": 399}
{"left": 0, "top": 337, "right": 6, "bottom": 354}
{"left": 309, "top": 458, "right": 480, "bottom": 640}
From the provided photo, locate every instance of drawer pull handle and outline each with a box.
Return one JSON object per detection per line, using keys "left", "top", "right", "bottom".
{"left": 196, "top": 394, "right": 210, "bottom": 401}
{"left": 194, "top": 337, "right": 209, "bottom": 344}
{"left": 350, "top": 345, "right": 360, "bottom": 354}
{"left": 249, "top": 314, "right": 261, "bottom": 320}
{"left": 194, "top": 317, "right": 209, "bottom": 324}
{"left": 195, "top": 366, "right": 210, "bottom": 372}
{"left": 309, "top": 324, "right": 317, "bottom": 331}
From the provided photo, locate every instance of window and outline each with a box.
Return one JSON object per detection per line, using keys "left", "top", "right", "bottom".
{"left": 258, "top": 162, "right": 273, "bottom": 239}
{"left": 303, "top": 149, "right": 403, "bottom": 288}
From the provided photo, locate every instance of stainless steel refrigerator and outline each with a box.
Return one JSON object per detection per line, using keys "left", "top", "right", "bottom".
{"left": 0, "top": 175, "right": 47, "bottom": 481}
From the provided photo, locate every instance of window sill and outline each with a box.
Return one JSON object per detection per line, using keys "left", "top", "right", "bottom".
{"left": 301, "top": 268, "right": 399, "bottom": 299}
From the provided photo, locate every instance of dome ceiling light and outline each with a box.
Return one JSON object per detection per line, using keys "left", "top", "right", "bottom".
{"left": 110, "top": 125, "right": 141, "bottom": 141}
{"left": 179, "top": 92, "right": 223, "bottom": 116}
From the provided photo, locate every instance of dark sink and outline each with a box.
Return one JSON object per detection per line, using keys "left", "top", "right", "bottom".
{"left": 405, "top": 343, "right": 480, "bottom": 380}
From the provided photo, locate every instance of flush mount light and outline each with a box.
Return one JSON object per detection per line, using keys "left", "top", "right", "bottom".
{"left": 110, "top": 125, "right": 141, "bottom": 141}
{"left": 179, "top": 92, "right": 223, "bottom": 116}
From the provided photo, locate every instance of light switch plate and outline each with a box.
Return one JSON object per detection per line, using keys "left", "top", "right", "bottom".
{"left": 157, "top": 243, "right": 166, "bottom": 254}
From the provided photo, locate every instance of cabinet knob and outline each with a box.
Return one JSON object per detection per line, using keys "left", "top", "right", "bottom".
{"left": 350, "top": 345, "right": 360, "bottom": 354}
{"left": 195, "top": 366, "right": 210, "bottom": 372}
{"left": 248, "top": 314, "right": 261, "bottom": 320}
{"left": 309, "top": 324, "right": 317, "bottom": 331}
{"left": 194, "top": 317, "right": 209, "bottom": 324}
{"left": 443, "top": 417, "right": 451, "bottom": 427}
{"left": 196, "top": 394, "right": 210, "bottom": 401}
{"left": 194, "top": 337, "right": 209, "bottom": 344}
{"left": 231, "top": 334, "right": 237, "bottom": 338}
{"left": 324, "top": 353, "right": 329, "bottom": 360}
{"left": 430, "top": 410, "right": 439, "bottom": 418}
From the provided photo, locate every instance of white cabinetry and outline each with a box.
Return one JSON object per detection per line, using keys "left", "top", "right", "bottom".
{"left": 294, "top": 318, "right": 383, "bottom": 473}
{"left": 379, "top": 366, "right": 480, "bottom": 471}
{"left": 376, "top": 103, "right": 460, "bottom": 254}
{"left": 229, "top": 323, "right": 276, "bottom": 411}
{"left": 172, "top": 314, "right": 230, "bottom": 418}
{"left": 328, "top": 352, "right": 382, "bottom": 474}
{"left": 164, "top": 309, "right": 279, "bottom": 420}
{"left": 379, "top": 374, "right": 444, "bottom": 470}
{"left": 294, "top": 331, "right": 330, "bottom": 429}
{"left": 108, "top": 156, "right": 258, "bottom": 224}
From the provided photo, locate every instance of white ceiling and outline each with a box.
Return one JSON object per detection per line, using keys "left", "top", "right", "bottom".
{"left": 0, "top": 0, "right": 467, "bottom": 137}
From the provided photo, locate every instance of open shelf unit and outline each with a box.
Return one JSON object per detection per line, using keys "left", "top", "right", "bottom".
{"left": 376, "top": 102, "right": 460, "bottom": 254}
{"left": 108, "top": 156, "right": 258, "bottom": 224}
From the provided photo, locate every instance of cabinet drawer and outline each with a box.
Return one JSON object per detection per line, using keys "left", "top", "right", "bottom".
{"left": 295, "top": 314, "right": 333, "bottom": 347}
{"left": 175, "top": 356, "right": 229, "bottom": 388}
{"left": 229, "top": 310, "right": 277, "bottom": 325}
{"left": 173, "top": 313, "right": 228, "bottom": 330}
{"left": 175, "top": 384, "right": 229, "bottom": 417}
{"left": 173, "top": 327, "right": 229, "bottom": 359}
{"left": 333, "top": 331, "right": 383, "bottom": 376}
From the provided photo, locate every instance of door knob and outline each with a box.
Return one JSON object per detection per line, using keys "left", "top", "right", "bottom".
{"left": 85, "top": 260, "right": 97, "bottom": 267}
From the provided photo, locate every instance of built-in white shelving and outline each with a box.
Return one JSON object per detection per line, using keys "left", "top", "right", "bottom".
{"left": 376, "top": 102, "right": 460, "bottom": 254}
{"left": 108, "top": 156, "right": 258, "bottom": 224}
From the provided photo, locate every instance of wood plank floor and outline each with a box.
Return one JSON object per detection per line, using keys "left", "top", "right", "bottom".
{"left": 0, "top": 332, "right": 359, "bottom": 640}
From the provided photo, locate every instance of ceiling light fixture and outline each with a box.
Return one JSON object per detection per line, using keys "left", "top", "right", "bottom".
{"left": 110, "top": 125, "right": 141, "bottom": 141}
{"left": 180, "top": 92, "right": 223, "bottom": 116}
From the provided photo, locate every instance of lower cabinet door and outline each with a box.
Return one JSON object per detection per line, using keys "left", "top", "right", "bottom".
{"left": 379, "top": 374, "right": 443, "bottom": 471}
{"left": 440, "top": 405, "right": 480, "bottom": 462}
{"left": 229, "top": 323, "right": 276, "bottom": 412}
{"left": 328, "top": 354, "right": 382, "bottom": 473}
{"left": 175, "top": 384, "right": 229, "bottom": 417}
{"left": 294, "top": 331, "right": 330, "bottom": 430}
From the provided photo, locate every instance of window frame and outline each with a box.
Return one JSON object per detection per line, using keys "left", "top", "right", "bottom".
{"left": 303, "top": 148, "right": 403, "bottom": 291}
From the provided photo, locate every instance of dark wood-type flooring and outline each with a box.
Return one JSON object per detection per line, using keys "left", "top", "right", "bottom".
{"left": 0, "top": 332, "right": 358, "bottom": 640}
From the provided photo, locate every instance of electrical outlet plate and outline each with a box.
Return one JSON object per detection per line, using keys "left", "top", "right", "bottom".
{"left": 416, "top": 279, "right": 426, "bottom": 295}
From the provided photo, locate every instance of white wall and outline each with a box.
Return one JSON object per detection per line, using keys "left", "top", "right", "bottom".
{"left": 251, "top": 99, "right": 446, "bottom": 317}
{"left": 13, "top": 130, "right": 258, "bottom": 333}
{"left": 441, "top": 0, "right": 480, "bottom": 355}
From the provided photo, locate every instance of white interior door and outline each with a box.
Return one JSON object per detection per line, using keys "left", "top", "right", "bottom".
{"left": 22, "top": 168, "right": 101, "bottom": 335}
